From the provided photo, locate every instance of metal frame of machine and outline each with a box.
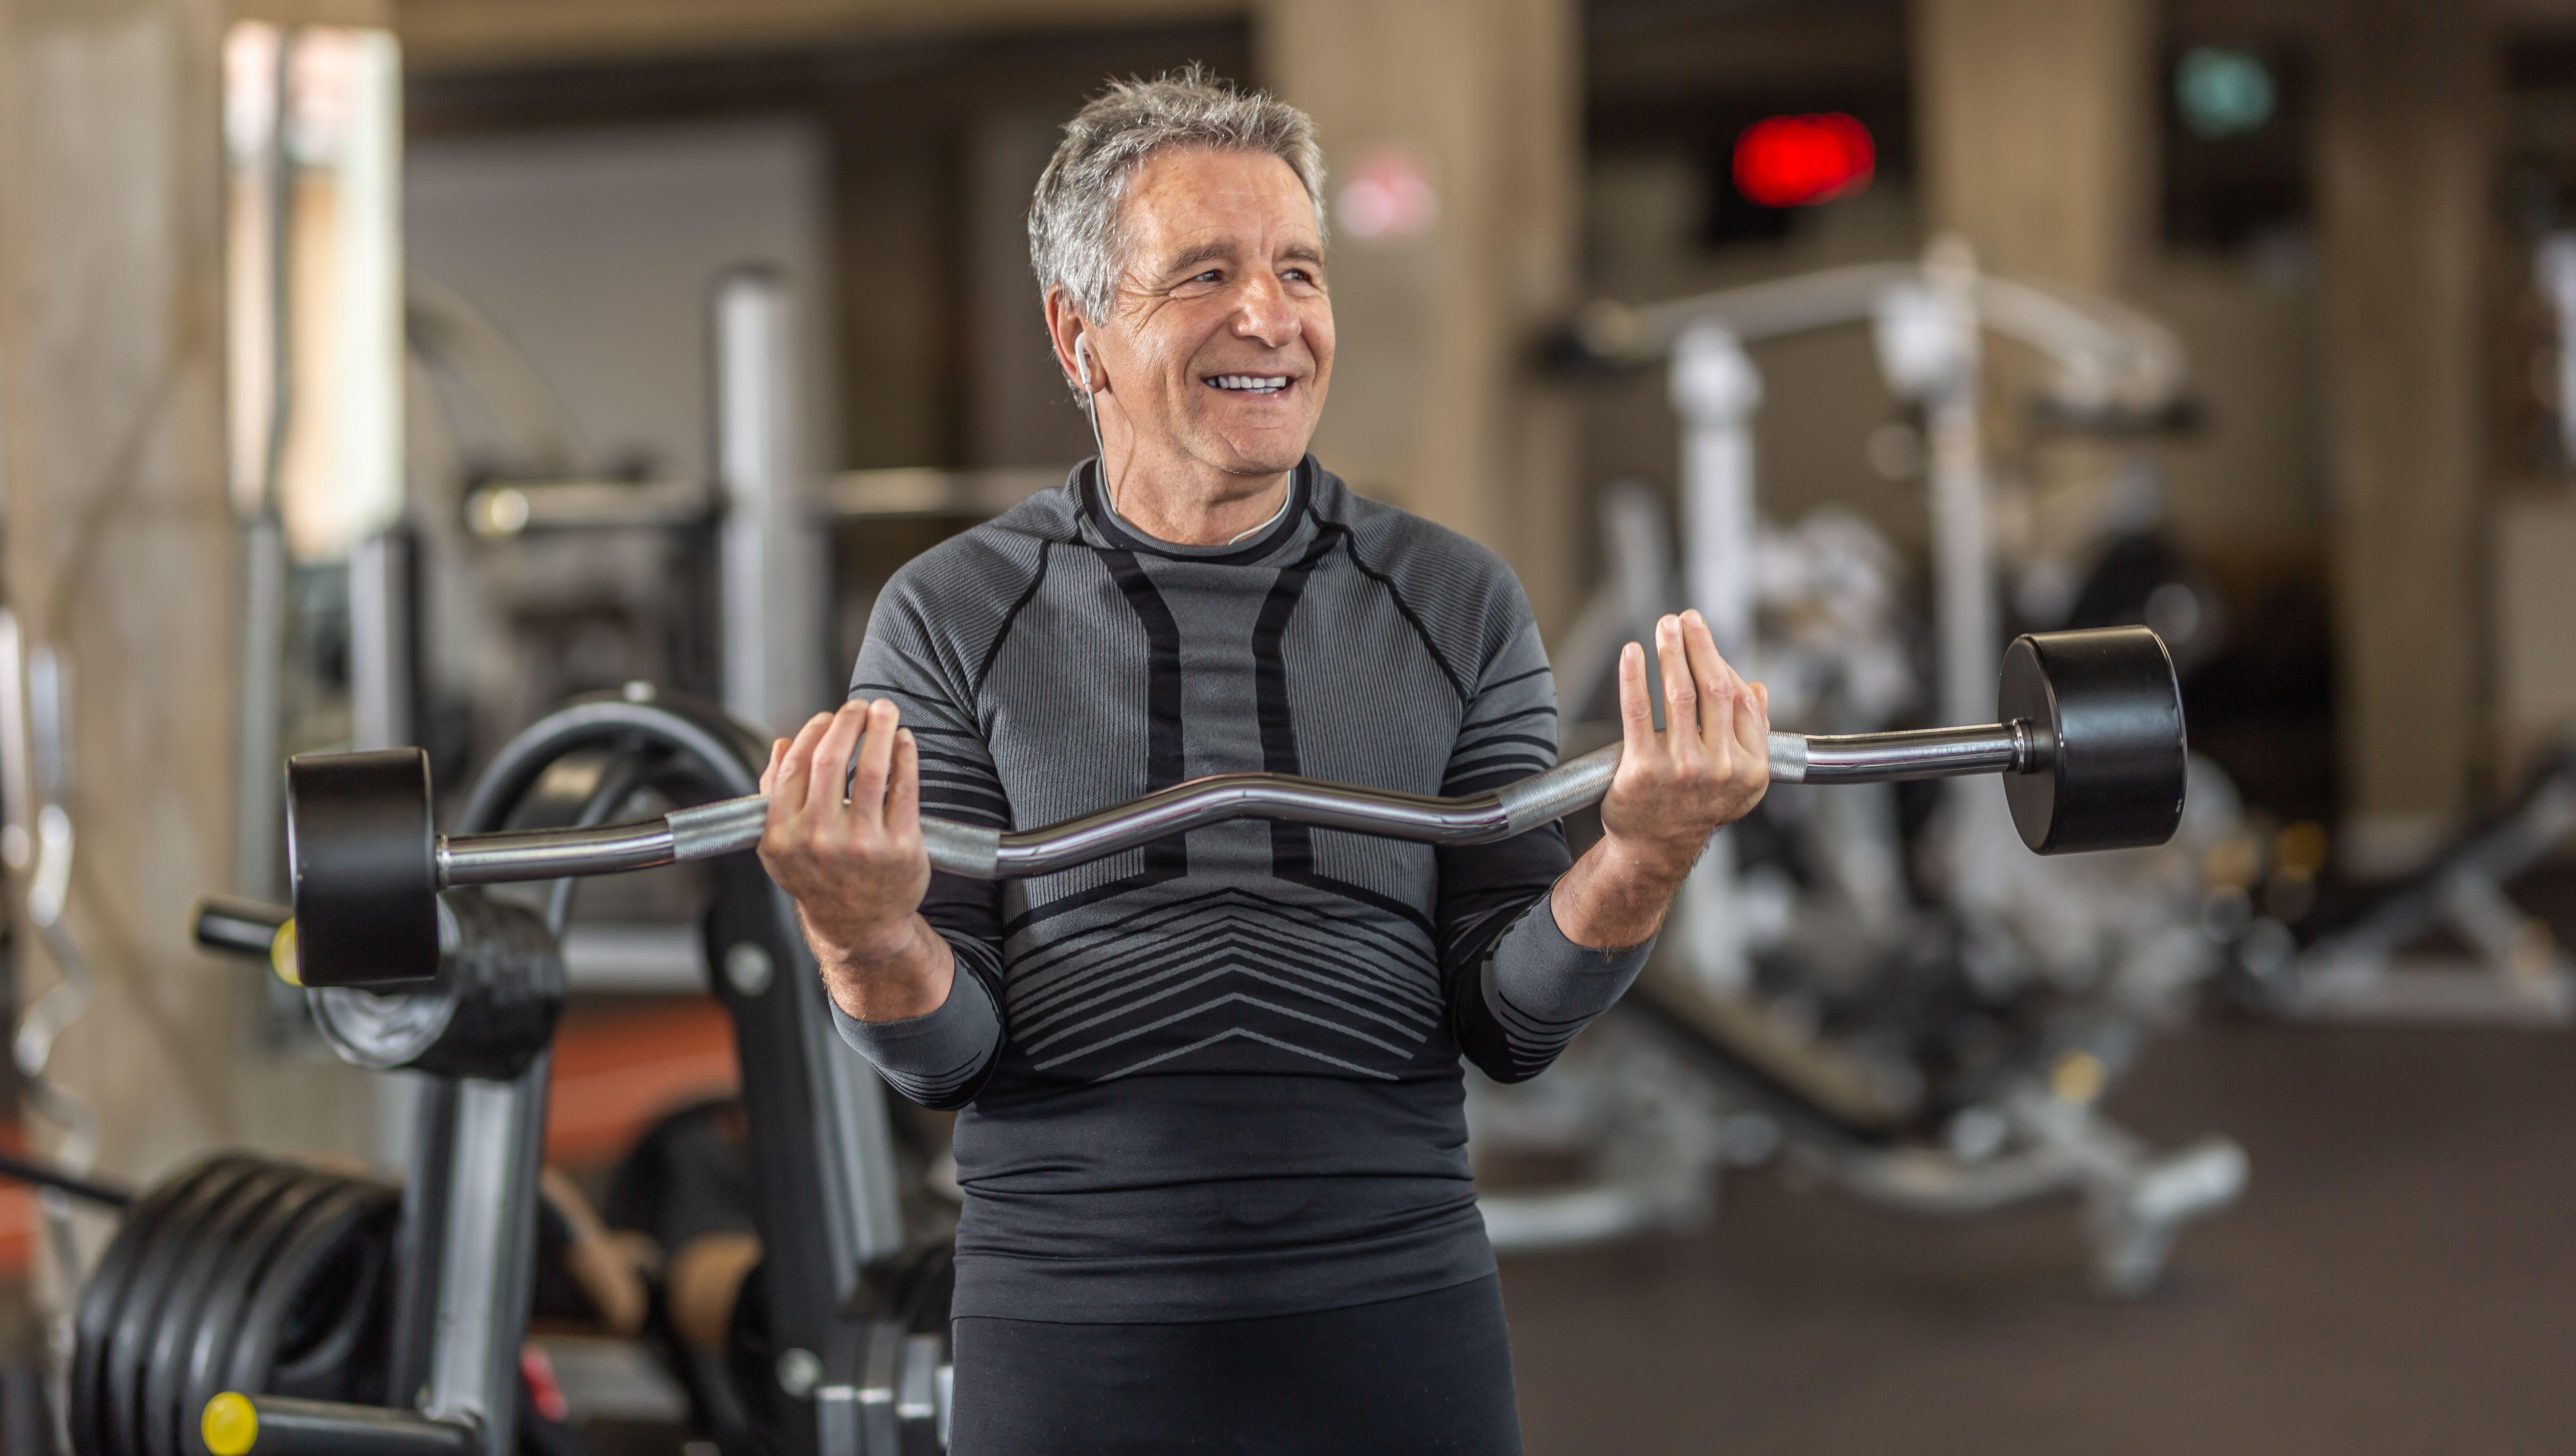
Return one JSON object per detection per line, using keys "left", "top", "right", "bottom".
{"left": 144, "top": 690, "right": 940, "bottom": 1456}
{"left": 1481, "top": 244, "right": 2246, "bottom": 1293}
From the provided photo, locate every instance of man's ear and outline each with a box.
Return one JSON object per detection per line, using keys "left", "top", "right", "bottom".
{"left": 1043, "top": 287, "right": 1094, "bottom": 394}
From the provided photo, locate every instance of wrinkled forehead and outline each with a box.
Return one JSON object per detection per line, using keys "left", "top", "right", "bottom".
{"left": 1114, "top": 145, "right": 1322, "bottom": 268}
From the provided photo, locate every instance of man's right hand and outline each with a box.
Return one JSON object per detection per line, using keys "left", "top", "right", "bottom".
{"left": 757, "top": 698, "right": 949, "bottom": 1020}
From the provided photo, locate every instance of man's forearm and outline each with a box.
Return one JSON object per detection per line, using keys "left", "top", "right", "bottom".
{"left": 1548, "top": 834, "right": 1697, "bottom": 951}
{"left": 807, "top": 911, "right": 956, "bottom": 1023}
{"left": 819, "top": 914, "right": 1001, "bottom": 1110}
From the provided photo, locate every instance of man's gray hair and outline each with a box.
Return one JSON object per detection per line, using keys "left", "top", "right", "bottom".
{"left": 1029, "top": 65, "right": 1326, "bottom": 324}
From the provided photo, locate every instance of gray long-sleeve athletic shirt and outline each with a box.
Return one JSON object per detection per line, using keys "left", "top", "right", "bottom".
{"left": 832, "top": 458, "right": 1651, "bottom": 1323}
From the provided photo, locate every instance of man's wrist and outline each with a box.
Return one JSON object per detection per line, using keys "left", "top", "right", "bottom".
{"left": 813, "top": 914, "right": 928, "bottom": 980}
{"left": 813, "top": 914, "right": 954, "bottom": 1024}
{"left": 1594, "top": 827, "right": 1702, "bottom": 894}
{"left": 1553, "top": 831, "right": 1692, "bottom": 952}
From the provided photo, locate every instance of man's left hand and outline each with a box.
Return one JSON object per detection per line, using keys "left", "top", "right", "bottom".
{"left": 1551, "top": 609, "right": 1768, "bottom": 949}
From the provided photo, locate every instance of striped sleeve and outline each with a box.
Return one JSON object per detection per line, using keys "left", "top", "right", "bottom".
{"left": 828, "top": 565, "right": 1013, "bottom": 1109}
{"left": 829, "top": 978, "right": 1002, "bottom": 1109}
{"left": 1465, "top": 895, "right": 1650, "bottom": 1084}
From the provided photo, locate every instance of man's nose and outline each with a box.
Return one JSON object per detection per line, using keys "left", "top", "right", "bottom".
{"left": 1231, "top": 273, "right": 1301, "bottom": 349}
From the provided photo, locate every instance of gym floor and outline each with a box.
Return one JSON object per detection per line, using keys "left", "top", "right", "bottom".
{"left": 1502, "top": 1018, "right": 2576, "bottom": 1455}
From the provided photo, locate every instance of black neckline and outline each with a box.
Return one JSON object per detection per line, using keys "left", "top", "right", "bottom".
{"left": 1079, "top": 457, "right": 1314, "bottom": 564}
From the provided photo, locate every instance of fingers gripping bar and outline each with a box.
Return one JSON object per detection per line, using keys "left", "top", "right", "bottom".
{"left": 286, "top": 627, "right": 2184, "bottom": 988}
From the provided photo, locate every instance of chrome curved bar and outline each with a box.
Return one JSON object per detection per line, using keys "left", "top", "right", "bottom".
{"left": 987, "top": 766, "right": 1521, "bottom": 877}
{"left": 1796, "top": 722, "right": 2034, "bottom": 784}
{"left": 440, "top": 820, "right": 677, "bottom": 886}
{"left": 434, "top": 722, "right": 2036, "bottom": 888}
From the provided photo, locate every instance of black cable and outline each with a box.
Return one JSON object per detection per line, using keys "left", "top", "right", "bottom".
{"left": 0, "top": 1149, "right": 133, "bottom": 1209}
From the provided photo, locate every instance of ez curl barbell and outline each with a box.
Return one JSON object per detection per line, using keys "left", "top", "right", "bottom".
{"left": 279, "top": 626, "right": 2185, "bottom": 989}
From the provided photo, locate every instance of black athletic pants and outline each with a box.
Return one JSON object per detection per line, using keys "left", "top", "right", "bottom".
{"left": 947, "top": 1274, "right": 1523, "bottom": 1456}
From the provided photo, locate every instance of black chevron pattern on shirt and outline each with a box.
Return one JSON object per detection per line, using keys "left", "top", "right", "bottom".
{"left": 1005, "top": 884, "right": 1439, "bottom": 1080}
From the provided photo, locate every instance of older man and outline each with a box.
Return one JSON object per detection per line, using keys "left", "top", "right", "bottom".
{"left": 758, "top": 68, "right": 1767, "bottom": 1455}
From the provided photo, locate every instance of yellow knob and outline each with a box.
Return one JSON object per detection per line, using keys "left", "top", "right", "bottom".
{"left": 203, "top": 1392, "right": 258, "bottom": 1456}
{"left": 2050, "top": 1050, "right": 2106, "bottom": 1106}
{"left": 270, "top": 921, "right": 301, "bottom": 988}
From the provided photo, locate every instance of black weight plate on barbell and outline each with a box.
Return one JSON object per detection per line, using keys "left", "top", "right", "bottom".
{"left": 72, "top": 1160, "right": 224, "bottom": 1455}
{"left": 212, "top": 1177, "right": 396, "bottom": 1406}
{"left": 286, "top": 747, "right": 441, "bottom": 986}
{"left": 69, "top": 1158, "right": 234, "bottom": 1439}
{"left": 139, "top": 1171, "right": 340, "bottom": 1456}
{"left": 1999, "top": 626, "right": 2187, "bottom": 855}
{"left": 102, "top": 1162, "right": 307, "bottom": 1456}
{"left": 72, "top": 1155, "right": 266, "bottom": 1456}
{"left": 147, "top": 1169, "right": 379, "bottom": 1456}
{"left": 181, "top": 1172, "right": 392, "bottom": 1453}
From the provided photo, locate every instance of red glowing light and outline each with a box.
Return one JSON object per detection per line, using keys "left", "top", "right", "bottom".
{"left": 1732, "top": 114, "right": 1875, "bottom": 209}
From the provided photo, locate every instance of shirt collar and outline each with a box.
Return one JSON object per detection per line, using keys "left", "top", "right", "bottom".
{"left": 1079, "top": 456, "right": 1314, "bottom": 563}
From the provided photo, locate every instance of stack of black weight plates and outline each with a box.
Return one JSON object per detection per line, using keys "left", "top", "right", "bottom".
{"left": 69, "top": 1154, "right": 399, "bottom": 1456}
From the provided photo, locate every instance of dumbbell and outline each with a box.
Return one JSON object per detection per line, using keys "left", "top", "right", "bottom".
{"left": 283, "top": 626, "right": 2184, "bottom": 988}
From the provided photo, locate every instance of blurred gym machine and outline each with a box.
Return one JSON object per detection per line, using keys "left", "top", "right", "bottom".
{"left": 2215, "top": 233, "right": 2576, "bottom": 1026}
{"left": 129, "top": 690, "right": 947, "bottom": 1456}
{"left": 2229, "top": 232, "right": 2576, "bottom": 1021}
{"left": 34, "top": 264, "right": 958, "bottom": 1456}
{"left": 404, "top": 270, "right": 1060, "bottom": 997}
{"left": 2231, "top": 740, "right": 2576, "bottom": 1024}
{"left": 26, "top": 32, "right": 951, "bottom": 1450}
{"left": 0, "top": 611, "right": 108, "bottom": 1296}
{"left": 1556, "top": 236, "right": 2203, "bottom": 948}
{"left": 1487, "top": 242, "right": 2245, "bottom": 1293}
{"left": 2538, "top": 233, "right": 2576, "bottom": 476}
{"left": 396, "top": 267, "right": 823, "bottom": 762}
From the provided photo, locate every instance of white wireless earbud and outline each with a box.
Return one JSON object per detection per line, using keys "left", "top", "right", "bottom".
{"left": 1072, "top": 331, "right": 1114, "bottom": 511}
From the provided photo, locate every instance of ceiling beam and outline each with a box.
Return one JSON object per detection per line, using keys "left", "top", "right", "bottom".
{"left": 396, "top": 0, "right": 1240, "bottom": 70}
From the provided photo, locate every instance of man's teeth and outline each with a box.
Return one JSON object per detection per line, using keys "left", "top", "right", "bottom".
{"left": 1210, "top": 375, "right": 1289, "bottom": 392}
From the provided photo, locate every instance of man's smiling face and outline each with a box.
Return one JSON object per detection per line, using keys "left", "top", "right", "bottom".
{"left": 1094, "top": 145, "right": 1334, "bottom": 481}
